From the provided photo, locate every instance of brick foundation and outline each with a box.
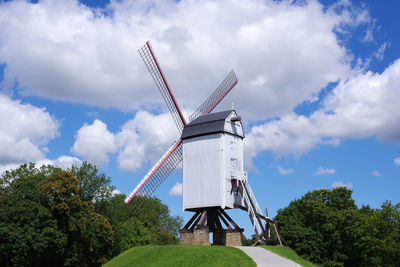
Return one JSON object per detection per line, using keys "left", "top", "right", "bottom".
{"left": 193, "top": 227, "right": 210, "bottom": 245}
{"left": 225, "top": 232, "right": 242, "bottom": 246}
{"left": 180, "top": 228, "right": 242, "bottom": 246}
{"left": 179, "top": 230, "right": 194, "bottom": 245}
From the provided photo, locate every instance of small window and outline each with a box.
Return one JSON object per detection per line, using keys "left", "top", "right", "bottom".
{"left": 230, "top": 158, "right": 239, "bottom": 171}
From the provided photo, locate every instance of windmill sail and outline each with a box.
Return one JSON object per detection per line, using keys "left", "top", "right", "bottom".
{"left": 189, "top": 70, "right": 238, "bottom": 122}
{"left": 125, "top": 140, "right": 183, "bottom": 214}
{"left": 139, "top": 41, "right": 186, "bottom": 133}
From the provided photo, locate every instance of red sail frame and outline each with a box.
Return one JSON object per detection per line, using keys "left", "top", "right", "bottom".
{"left": 139, "top": 42, "right": 187, "bottom": 133}
{"left": 189, "top": 70, "right": 238, "bottom": 122}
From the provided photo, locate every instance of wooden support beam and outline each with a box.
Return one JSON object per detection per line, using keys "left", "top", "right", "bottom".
{"left": 198, "top": 211, "right": 207, "bottom": 227}
{"left": 273, "top": 222, "right": 283, "bottom": 246}
{"left": 206, "top": 208, "right": 218, "bottom": 232}
{"left": 190, "top": 211, "right": 204, "bottom": 231}
{"left": 215, "top": 215, "right": 223, "bottom": 229}
{"left": 220, "top": 209, "right": 240, "bottom": 230}
{"left": 243, "top": 198, "right": 259, "bottom": 237}
{"left": 234, "top": 204, "right": 247, "bottom": 212}
{"left": 241, "top": 183, "right": 266, "bottom": 234}
{"left": 217, "top": 209, "right": 232, "bottom": 230}
{"left": 255, "top": 213, "right": 275, "bottom": 224}
{"left": 182, "top": 211, "right": 201, "bottom": 230}
{"left": 266, "top": 221, "right": 270, "bottom": 239}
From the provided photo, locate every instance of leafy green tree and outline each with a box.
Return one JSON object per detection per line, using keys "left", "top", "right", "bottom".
{"left": 276, "top": 188, "right": 358, "bottom": 264}
{"left": 0, "top": 163, "right": 114, "bottom": 267}
{"left": 0, "top": 164, "right": 66, "bottom": 266}
{"left": 242, "top": 234, "right": 258, "bottom": 246}
{"left": 275, "top": 187, "right": 400, "bottom": 266}
{"left": 70, "top": 162, "right": 115, "bottom": 204}
{"left": 372, "top": 201, "right": 400, "bottom": 266}
{"left": 129, "top": 197, "right": 182, "bottom": 246}
{"left": 1, "top": 162, "right": 183, "bottom": 264}
{"left": 40, "top": 170, "right": 114, "bottom": 266}
{"left": 100, "top": 195, "right": 183, "bottom": 256}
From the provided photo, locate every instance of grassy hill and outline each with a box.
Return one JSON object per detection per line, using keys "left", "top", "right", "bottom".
{"left": 103, "top": 245, "right": 256, "bottom": 267}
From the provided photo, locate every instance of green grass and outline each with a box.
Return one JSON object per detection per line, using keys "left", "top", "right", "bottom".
{"left": 262, "top": 245, "right": 317, "bottom": 267}
{"left": 103, "top": 245, "right": 256, "bottom": 267}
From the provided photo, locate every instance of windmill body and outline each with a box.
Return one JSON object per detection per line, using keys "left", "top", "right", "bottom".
{"left": 181, "top": 110, "right": 245, "bottom": 211}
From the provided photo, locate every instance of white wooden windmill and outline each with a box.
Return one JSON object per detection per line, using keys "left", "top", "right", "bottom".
{"left": 125, "top": 41, "right": 281, "bottom": 245}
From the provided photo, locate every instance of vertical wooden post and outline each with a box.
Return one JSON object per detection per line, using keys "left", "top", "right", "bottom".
{"left": 273, "top": 222, "right": 282, "bottom": 246}
{"left": 265, "top": 208, "right": 270, "bottom": 239}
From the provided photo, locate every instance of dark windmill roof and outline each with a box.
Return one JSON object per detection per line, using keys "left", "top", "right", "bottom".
{"left": 181, "top": 110, "right": 243, "bottom": 140}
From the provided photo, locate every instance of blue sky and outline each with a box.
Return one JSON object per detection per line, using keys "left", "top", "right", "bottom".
{"left": 0, "top": 0, "right": 399, "bottom": 238}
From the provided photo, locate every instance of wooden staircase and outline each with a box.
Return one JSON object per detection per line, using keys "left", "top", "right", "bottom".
{"left": 236, "top": 177, "right": 283, "bottom": 245}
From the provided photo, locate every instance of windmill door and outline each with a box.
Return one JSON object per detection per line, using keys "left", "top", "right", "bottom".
{"left": 223, "top": 133, "right": 244, "bottom": 208}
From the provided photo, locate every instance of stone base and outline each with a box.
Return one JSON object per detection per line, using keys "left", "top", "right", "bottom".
{"left": 179, "top": 230, "right": 194, "bottom": 245}
{"left": 179, "top": 228, "right": 242, "bottom": 246}
{"left": 226, "top": 232, "right": 242, "bottom": 246}
{"left": 193, "top": 227, "right": 210, "bottom": 245}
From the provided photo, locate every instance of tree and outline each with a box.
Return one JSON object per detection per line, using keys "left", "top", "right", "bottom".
{"left": 242, "top": 234, "right": 258, "bottom": 246}
{"left": 1, "top": 162, "right": 183, "bottom": 265}
{"left": 70, "top": 162, "right": 114, "bottom": 204}
{"left": 0, "top": 164, "right": 114, "bottom": 267}
{"left": 40, "top": 170, "right": 114, "bottom": 266}
{"left": 100, "top": 195, "right": 183, "bottom": 256}
{"left": 0, "top": 164, "right": 66, "bottom": 266}
{"left": 371, "top": 201, "right": 400, "bottom": 266}
{"left": 275, "top": 187, "right": 400, "bottom": 266}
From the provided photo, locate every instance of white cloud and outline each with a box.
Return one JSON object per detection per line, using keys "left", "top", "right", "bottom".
{"left": 71, "top": 119, "right": 117, "bottom": 165}
{"left": 112, "top": 189, "right": 122, "bottom": 196}
{"left": 245, "top": 114, "right": 324, "bottom": 159}
{"left": 246, "top": 58, "right": 400, "bottom": 159}
{"left": 363, "top": 28, "right": 373, "bottom": 42}
{"left": 0, "top": 94, "right": 59, "bottom": 165}
{"left": 331, "top": 181, "right": 353, "bottom": 189}
{"left": 53, "top": 156, "right": 82, "bottom": 168}
{"left": 394, "top": 157, "right": 400, "bottom": 166}
{"left": 315, "top": 167, "right": 336, "bottom": 175}
{"left": 71, "top": 110, "right": 177, "bottom": 171}
{"left": 0, "top": 155, "right": 82, "bottom": 176}
{"left": 371, "top": 170, "right": 382, "bottom": 177}
{"left": 0, "top": 0, "right": 368, "bottom": 121}
{"left": 277, "top": 166, "right": 293, "bottom": 175}
{"left": 374, "top": 42, "right": 389, "bottom": 61}
{"left": 168, "top": 182, "right": 182, "bottom": 196}
{"left": 116, "top": 110, "right": 177, "bottom": 172}
{"left": 0, "top": 163, "right": 20, "bottom": 176}
{"left": 37, "top": 155, "right": 82, "bottom": 168}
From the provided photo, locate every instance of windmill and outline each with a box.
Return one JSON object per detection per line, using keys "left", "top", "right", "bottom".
{"left": 125, "top": 41, "right": 281, "bottom": 246}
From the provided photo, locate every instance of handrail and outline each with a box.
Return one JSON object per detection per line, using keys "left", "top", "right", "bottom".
{"left": 239, "top": 179, "right": 263, "bottom": 238}
{"left": 237, "top": 173, "right": 283, "bottom": 245}
{"left": 244, "top": 179, "right": 264, "bottom": 217}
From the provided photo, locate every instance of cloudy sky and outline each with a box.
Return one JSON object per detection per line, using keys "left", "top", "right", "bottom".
{"left": 1, "top": 0, "right": 399, "bottom": 237}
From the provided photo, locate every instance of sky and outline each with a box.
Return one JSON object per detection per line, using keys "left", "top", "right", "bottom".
{"left": 0, "top": 0, "right": 399, "bottom": 238}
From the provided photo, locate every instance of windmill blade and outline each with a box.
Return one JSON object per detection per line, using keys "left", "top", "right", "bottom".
{"left": 189, "top": 70, "right": 238, "bottom": 122}
{"left": 139, "top": 41, "right": 186, "bottom": 133}
{"left": 125, "top": 140, "right": 183, "bottom": 214}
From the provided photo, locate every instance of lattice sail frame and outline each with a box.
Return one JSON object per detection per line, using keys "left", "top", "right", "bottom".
{"left": 139, "top": 42, "right": 186, "bottom": 133}
{"left": 189, "top": 70, "right": 237, "bottom": 122}
{"left": 125, "top": 41, "right": 238, "bottom": 214}
{"left": 125, "top": 140, "right": 183, "bottom": 215}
